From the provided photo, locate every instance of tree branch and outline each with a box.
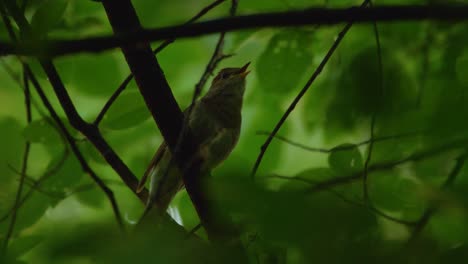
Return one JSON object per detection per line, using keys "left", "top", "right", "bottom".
{"left": 305, "top": 137, "right": 468, "bottom": 194}
{"left": 255, "top": 130, "right": 421, "bottom": 153}
{"left": 0, "top": 5, "right": 467, "bottom": 57}
{"left": 251, "top": 0, "right": 371, "bottom": 179}
{"left": 93, "top": 0, "right": 227, "bottom": 126}
{"left": 406, "top": 151, "right": 468, "bottom": 245}
{"left": 1, "top": 1, "right": 125, "bottom": 230}
{"left": 2, "top": 0, "right": 148, "bottom": 205}
{"left": 269, "top": 174, "right": 418, "bottom": 226}
{"left": 1, "top": 65, "right": 32, "bottom": 254}
{"left": 99, "top": 0, "right": 245, "bottom": 247}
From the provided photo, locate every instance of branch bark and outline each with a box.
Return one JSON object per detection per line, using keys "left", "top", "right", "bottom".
{"left": 99, "top": 0, "right": 245, "bottom": 248}
{"left": 1, "top": 5, "right": 467, "bottom": 57}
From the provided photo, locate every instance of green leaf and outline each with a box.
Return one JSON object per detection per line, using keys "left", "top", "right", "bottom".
{"left": 257, "top": 29, "right": 315, "bottom": 95}
{"left": 326, "top": 46, "right": 417, "bottom": 133}
{"left": 13, "top": 191, "right": 56, "bottom": 234}
{"left": 455, "top": 49, "right": 468, "bottom": 86}
{"left": 75, "top": 178, "right": 105, "bottom": 209}
{"left": 8, "top": 235, "right": 43, "bottom": 259}
{"left": 101, "top": 91, "right": 151, "bottom": 130}
{"left": 0, "top": 118, "right": 24, "bottom": 185}
{"left": 328, "top": 143, "right": 363, "bottom": 174}
{"left": 239, "top": 99, "right": 287, "bottom": 176}
{"left": 370, "top": 170, "right": 426, "bottom": 218}
{"left": 30, "top": 0, "right": 68, "bottom": 34}
{"left": 42, "top": 154, "right": 83, "bottom": 191}
{"left": 22, "top": 118, "right": 61, "bottom": 145}
{"left": 56, "top": 53, "right": 123, "bottom": 96}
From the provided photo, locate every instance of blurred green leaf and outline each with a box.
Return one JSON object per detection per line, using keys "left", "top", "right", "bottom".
{"left": 328, "top": 143, "right": 363, "bottom": 174}
{"left": 101, "top": 91, "right": 151, "bottom": 130}
{"left": 370, "top": 170, "right": 426, "bottom": 219}
{"left": 240, "top": 99, "right": 287, "bottom": 176}
{"left": 55, "top": 53, "right": 122, "bottom": 96}
{"left": 257, "top": 29, "right": 315, "bottom": 95}
{"left": 22, "top": 118, "right": 61, "bottom": 145}
{"left": 326, "top": 46, "right": 417, "bottom": 133}
{"left": 74, "top": 178, "right": 105, "bottom": 209}
{"left": 455, "top": 49, "right": 468, "bottom": 86}
{"left": 42, "top": 154, "right": 83, "bottom": 191}
{"left": 8, "top": 235, "right": 43, "bottom": 259}
{"left": 30, "top": 0, "right": 68, "bottom": 34}
{"left": 0, "top": 118, "right": 24, "bottom": 185}
{"left": 13, "top": 191, "right": 56, "bottom": 234}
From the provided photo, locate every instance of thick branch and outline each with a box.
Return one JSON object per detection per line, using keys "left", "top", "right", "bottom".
{"left": 99, "top": 0, "right": 242, "bottom": 245}
{"left": 0, "top": 5, "right": 467, "bottom": 57}
{"left": 2, "top": 1, "right": 148, "bottom": 204}
{"left": 93, "top": 0, "right": 226, "bottom": 126}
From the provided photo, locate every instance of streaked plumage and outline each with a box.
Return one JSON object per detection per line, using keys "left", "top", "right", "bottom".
{"left": 138, "top": 63, "right": 250, "bottom": 216}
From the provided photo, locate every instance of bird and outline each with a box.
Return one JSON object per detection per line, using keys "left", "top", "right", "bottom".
{"left": 137, "top": 62, "right": 250, "bottom": 218}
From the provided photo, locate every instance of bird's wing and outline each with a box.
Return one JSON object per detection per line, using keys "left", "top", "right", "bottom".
{"left": 137, "top": 141, "right": 167, "bottom": 193}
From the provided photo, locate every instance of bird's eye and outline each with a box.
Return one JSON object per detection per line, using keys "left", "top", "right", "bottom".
{"left": 220, "top": 72, "right": 227, "bottom": 79}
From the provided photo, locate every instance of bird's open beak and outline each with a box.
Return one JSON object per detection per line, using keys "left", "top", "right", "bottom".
{"left": 238, "top": 62, "right": 251, "bottom": 78}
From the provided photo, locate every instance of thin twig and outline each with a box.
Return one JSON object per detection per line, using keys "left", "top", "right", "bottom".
{"left": 255, "top": 130, "right": 422, "bottom": 153}
{"left": 363, "top": 0, "right": 383, "bottom": 204}
{"left": 269, "top": 174, "right": 418, "bottom": 226}
{"left": 27, "top": 66, "right": 125, "bottom": 231}
{"left": 93, "top": 0, "right": 227, "bottom": 126}
{"left": 2, "top": 1, "right": 125, "bottom": 231}
{"left": 251, "top": 0, "right": 371, "bottom": 179}
{"left": 2, "top": 5, "right": 468, "bottom": 57}
{"left": 0, "top": 140, "right": 69, "bottom": 224}
{"left": 1, "top": 65, "right": 32, "bottom": 254}
{"left": 406, "top": 151, "right": 468, "bottom": 245}
{"left": 416, "top": 24, "right": 433, "bottom": 107}
{"left": 305, "top": 136, "right": 468, "bottom": 194}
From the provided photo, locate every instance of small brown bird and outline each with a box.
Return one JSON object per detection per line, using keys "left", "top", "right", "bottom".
{"left": 138, "top": 63, "right": 250, "bottom": 216}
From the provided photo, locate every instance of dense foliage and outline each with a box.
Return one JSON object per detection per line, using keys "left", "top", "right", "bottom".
{"left": 1, "top": 0, "right": 468, "bottom": 263}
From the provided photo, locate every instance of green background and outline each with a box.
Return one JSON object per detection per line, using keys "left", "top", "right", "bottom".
{"left": 1, "top": 0, "right": 468, "bottom": 263}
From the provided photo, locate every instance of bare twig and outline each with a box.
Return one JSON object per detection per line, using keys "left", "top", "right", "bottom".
{"left": 251, "top": 0, "right": 371, "bottom": 179}
{"left": 1, "top": 5, "right": 467, "bottom": 57}
{"left": 1, "top": 65, "right": 32, "bottom": 254}
{"left": 0, "top": 144, "right": 69, "bottom": 224}
{"left": 416, "top": 25, "right": 433, "bottom": 107}
{"left": 305, "top": 137, "right": 468, "bottom": 194}
{"left": 3, "top": 0, "right": 147, "bottom": 202}
{"left": 406, "top": 151, "right": 468, "bottom": 245}
{"left": 363, "top": 0, "right": 383, "bottom": 204}
{"left": 268, "top": 174, "right": 418, "bottom": 226}
{"left": 255, "top": 130, "right": 421, "bottom": 153}
{"left": 93, "top": 0, "right": 227, "bottom": 126}
{"left": 2, "top": 1, "right": 125, "bottom": 231}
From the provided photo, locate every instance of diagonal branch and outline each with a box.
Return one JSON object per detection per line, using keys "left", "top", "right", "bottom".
{"left": 1, "top": 5, "right": 467, "bottom": 57}
{"left": 1, "top": 1, "right": 125, "bottom": 230}
{"left": 2, "top": 0, "right": 148, "bottom": 205}
{"left": 251, "top": 0, "right": 371, "bottom": 179}
{"left": 93, "top": 0, "right": 227, "bottom": 126}
{"left": 99, "top": 0, "right": 245, "bottom": 247}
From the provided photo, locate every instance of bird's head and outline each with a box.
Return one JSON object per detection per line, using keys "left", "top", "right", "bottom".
{"left": 209, "top": 62, "right": 250, "bottom": 95}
